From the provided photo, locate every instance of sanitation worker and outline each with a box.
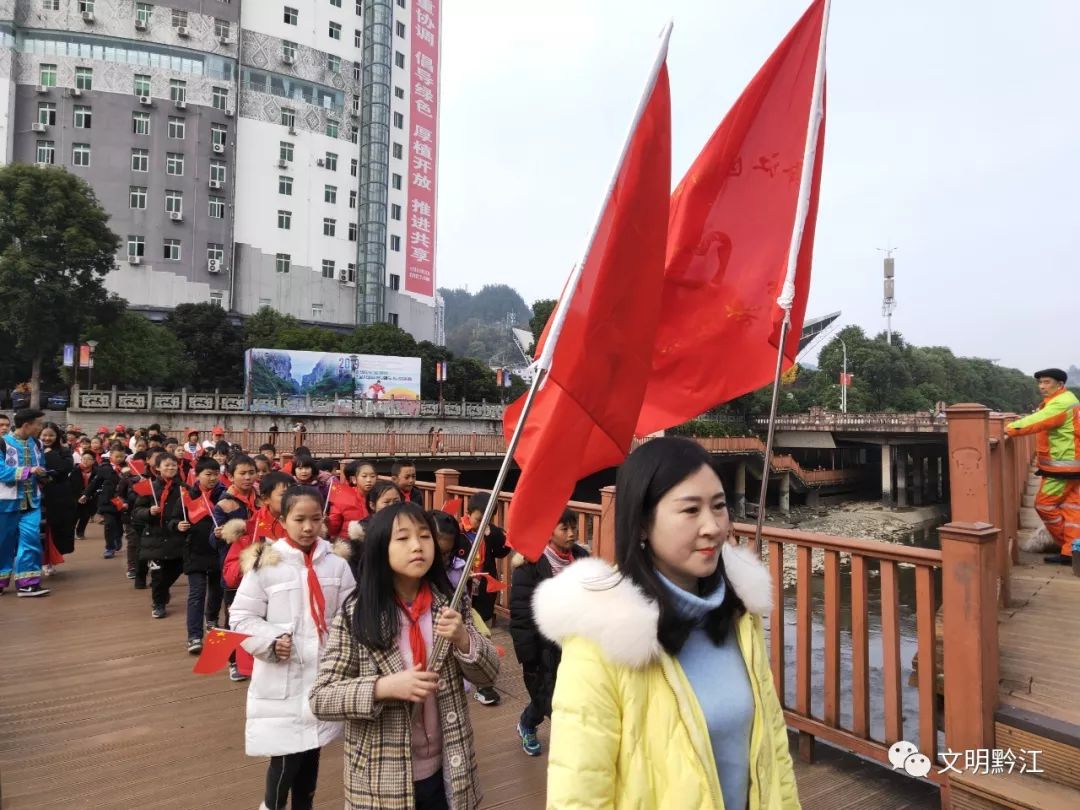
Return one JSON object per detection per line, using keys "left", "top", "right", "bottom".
{"left": 1006, "top": 368, "right": 1080, "bottom": 565}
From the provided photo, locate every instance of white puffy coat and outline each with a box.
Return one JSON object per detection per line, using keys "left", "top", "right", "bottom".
{"left": 230, "top": 537, "right": 356, "bottom": 757}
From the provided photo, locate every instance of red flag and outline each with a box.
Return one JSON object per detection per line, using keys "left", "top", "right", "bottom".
{"left": 503, "top": 36, "right": 672, "bottom": 561}
{"left": 635, "top": 0, "right": 828, "bottom": 435}
{"left": 441, "top": 497, "right": 463, "bottom": 516}
{"left": 132, "top": 477, "right": 154, "bottom": 498}
{"left": 128, "top": 459, "right": 147, "bottom": 476}
{"left": 182, "top": 489, "right": 210, "bottom": 524}
{"left": 192, "top": 629, "right": 252, "bottom": 674}
{"left": 110, "top": 496, "right": 128, "bottom": 513}
{"left": 471, "top": 572, "right": 508, "bottom": 593}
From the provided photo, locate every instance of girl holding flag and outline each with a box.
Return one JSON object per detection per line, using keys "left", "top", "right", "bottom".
{"left": 183, "top": 456, "right": 226, "bottom": 654}
{"left": 230, "top": 485, "right": 355, "bottom": 810}
{"left": 130, "top": 453, "right": 190, "bottom": 619}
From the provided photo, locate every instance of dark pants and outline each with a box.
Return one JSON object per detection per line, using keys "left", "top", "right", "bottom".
{"left": 414, "top": 769, "right": 448, "bottom": 810}
{"left": 473, "top": 588, "right": 497, "bottom": 624}
{"left": 125, "top": 523, "right": 140, "bottom": 571}
{"left": 520, "top": 664, "right": 550, "bottom": 730}
{"left": 75, "top": 503, "right": 95, "bottom": 537}
{"left": 150, "top": 558, "right": 184, "bottom": 608}
{"left": 186, "top": 569, "right": 223, "bottom": 640}
{"left": 264, "top": 747, "right": 320, "bottom": 810}
{"left": 102, "top": 512, "right": 124, "bottom": 552}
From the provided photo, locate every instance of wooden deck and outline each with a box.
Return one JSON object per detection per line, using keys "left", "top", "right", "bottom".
{"left": 1, "top": 526, "right": 937, "bottom": 809}
{"left": 998, "top": 548, "right": 1080, "bottom": 727}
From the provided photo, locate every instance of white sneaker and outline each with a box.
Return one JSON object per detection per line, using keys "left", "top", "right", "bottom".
{"left": 42, "top": 565, "right": 54, "bottom": 576}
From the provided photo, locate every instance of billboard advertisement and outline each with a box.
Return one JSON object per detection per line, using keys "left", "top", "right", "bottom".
{"left": 245, "top": 349, "right": 421, "bottom": 401}
{"left": 405, "top": 0, "right": 439, "bottom": 296}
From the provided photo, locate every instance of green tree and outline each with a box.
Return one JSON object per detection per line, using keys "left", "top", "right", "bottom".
{"left": 342, "top": 322, "right": 419, "bottom": 355}
{"left": 83, "top": 311, "right": 193, "bottom": 389}
{"left": 243, "top": 306, "right": 301, "bottom": 349}
{"left": 0, "top": 164, "right": 121, "bottom": 406}
{"left": 163, "top": 303, "right": 245, "bottom": 391}
{"left": 529, "top": 299, "right": 558, "bottom": 352}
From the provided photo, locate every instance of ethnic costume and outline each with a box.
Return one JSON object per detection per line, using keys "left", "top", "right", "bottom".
{"left": 0, "top": 433, "right": 45, "bottom": 591}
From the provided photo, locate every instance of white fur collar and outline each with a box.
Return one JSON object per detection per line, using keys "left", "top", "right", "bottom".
{"left": 533, "top": 542, "right": 773, "bottom": 669}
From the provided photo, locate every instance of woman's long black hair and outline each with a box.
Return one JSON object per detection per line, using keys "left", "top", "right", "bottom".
{"left": 615, "top": 437, "right": 744, "bottom": 655}
{"left": 352, "top": 501, "right": 453, "bottom": 650}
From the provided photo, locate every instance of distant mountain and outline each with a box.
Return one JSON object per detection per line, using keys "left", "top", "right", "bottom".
{"left": 438, "top": 284, "right": 532, "bottom": 365}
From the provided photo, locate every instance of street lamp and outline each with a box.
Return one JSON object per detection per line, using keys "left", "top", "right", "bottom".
{"left": 86, "top": 340, "right": 99, "bottom": 391}
{"left": 349, "top": 354, "right": 360, "bottom": 415}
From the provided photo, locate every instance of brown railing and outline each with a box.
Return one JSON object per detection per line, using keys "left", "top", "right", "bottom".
{"left": 753, "top": 410, "right": 949, "bottom": 433}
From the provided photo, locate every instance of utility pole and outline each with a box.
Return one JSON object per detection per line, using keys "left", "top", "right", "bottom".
{"left": 878, "top": 246, "right": 898, "bottom": 344}
{"left": 838, "top": 335, "right": 848, "bottom": 413}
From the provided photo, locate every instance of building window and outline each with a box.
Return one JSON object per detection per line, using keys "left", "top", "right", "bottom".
{"left": 171, "top": 8, "right": 188, "bottom": 27}
{"left": 387, "top": 312, "right": 399, "bottom": 326}
{"left": 279, "top": 175, "right": 293, "bottom": 195}
{"left": 347, "top": 263, "right": 356, "bottom": 282}
{"left": 43, "top": 0, "right": 60, "bottom": 9}
{"left": 259, "top": 298, "right": 272, "bottom": 308}
{"left": 329, "top": 22, "right": 341, "bottom": 40}
{"left": 163, "top": 238, "right": 181, "bottom": 261}
{"left": 35, "top": 140, "right": 55, "bottom": 164}
{"left": 349, "top": 190, "right": 357, "bottom": 208}
{"left": 283, "top": 6, "right": 298, "bottom": 25}
{"left": 348, "top": 222, "right": 357, "bottom": 241}
{"left": 392, "top": 142, "right": 403, "bottom": 159}
{"left": 280, "top": 141, "right": 294, "bottom": 162}
{"left": 330, "top": 0, "right": 342, "bottom": 7}
{"left": 211, "top": 124, "right": 227, "bottom": 148}
{"left": 134, "top": 74, "right": 151, "bottom": 96}
{"left": 166, "top": 153, "right": 185, "bottom": 176}
{"left": 132, "top": 112, "right": 150, "bottom": 135}
{"left": 397, "top": 0, "right": 405, "bottom": 7}
{"left": 39, "top": 64, "right": 57, "bottom": 87}
{"left": 325, "top": 119, "right": 339, "bottom": 138}
{"left": 281, "top": 108, "right": 295, "bottom": 128}
{"left": 277, "top": 210, "right": 292, "bottom": 230}
{"left": 354, "top": 29, "right": 362, "bottom": 48}
{"left": 135, "top": 3, "right": 152, "bottom": 24}
{"left": 324, "top": 152, "right": 338, "bottom": 170}
{"left": 350, "top": 158, "right": 358, "bottom": 177}
{"left": 321, "top": 259, "right": 335, "bottom": 279}
{"left": 128, "top": 236, "right": 145, "bottom": 258}
{"left": 395, "top": 86, "right": 404, "bottom": 99}
{"left": 389, "top": 273, "right": 400, "bottom": 291}
{"left": 73, "top": 105, "right": 92, "bottom": 129}
{"left": 349, "top": 126, "right": 359, "bottom": 144}
{"left": 324, "top": 185, "right": 337, "bottom": 204}
{"left": 396, "top": 20, "right": 405, "bottom": 37}
{"left": 390, "top": 203, "right": 402, "bottom": 221}
{"left": 311, "top": 304, "right": 323, "bottom": 319}
{"left": 390, "top": 235, "right": 400, "bottom": 251}
{"left": 209, "top": 291, "right": 224, "bottom": 307}
{"left": 131, "top": 148, "right": 149, "bottom": 171}
{"left": 208, "top": 196, "right": 225, "bottom": 218}
{"left": 169, "top": 79, "right": 186, "bottom": 103}
{"left": 323, "top": 218, "right": 336, "bottom": 237}
{"left": 168, "top": 116, "right": 185, "bottom": 139}
{"left": 210, "top": 160, "right": 226, "bottom": 183}
{"left": 75, "top": 67, "right": 93, "bottom": 91}
{"left": 72, "top": 143, "right": 91, "bottom": 167}
{"left": 394, "top": 51, "right": 405, "bottom": 68}
{"left": 393, "top": 112, "right": 404, "bottom": 129}
{"left": 328, "top": 54, "right": 341, "bottom": 74}
{"left": 165, "top": 190, "right": 183, "bottom": 215}
{"left": 355, "top": 1, "right": 362, "bottom": 14}
{"left": 129, "top": 186, "right": 147, "bottom": 209}
{"left": 283, "top": 41, "right": 297, "bottom": 61}
{"left": 212, "top": 86, "right": 228, "bottom": 110}
{"left": 392, "top": 173, "right": 402, "bottom": 190}
{"left": 353, "top": 61, "right": 361, "bottom": 81}
{"left": 214, "top": 19, "right": 230, "bottom": 39}
{"left": 37, "top": 102, "right": 56, "bottom": 126}
{"left": 275, "top": 253, "right": 291, "bottom": 273}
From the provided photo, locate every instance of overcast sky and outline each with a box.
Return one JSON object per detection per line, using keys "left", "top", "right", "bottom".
{"left": 436, "top": 1, "right": 1078, "bottom": 374}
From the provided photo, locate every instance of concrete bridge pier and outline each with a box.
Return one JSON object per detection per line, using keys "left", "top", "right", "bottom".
{"left": 734, "top": 461, "right": 747, "bottom": 518}
{"left": 912, "top": 451, "right": 925, "bottom": 506}
{"left": 881, "top": 444, "right": 894, "bottom": 508}
{"left": 779, "top": 471, "right": 791, "bottom": 514}
{"left": 927, "top": 452, "right": 941, "bottom": 502}
{"left": 895, "top": 449, "right": 908, "bottom": 508}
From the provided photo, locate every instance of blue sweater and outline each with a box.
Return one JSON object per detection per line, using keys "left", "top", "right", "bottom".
{"left": 657, "top": 571, "right": 754, "bottom": 810}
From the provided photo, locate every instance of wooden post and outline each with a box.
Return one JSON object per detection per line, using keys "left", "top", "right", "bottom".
{"left": 940, "top": 521, "right": 1000, "bottom": 754}
{"left": 597, "top": 486, "right": 616, "bottom": 563}
{"left": 988, "top": 415, "right": 1011, "bottom": 607}
{"left": 433, "top": 468, "right": 460, "bottom": 512}
{"left": 945, "top": 404, "right": 993, "bottom": 523}
{"left": 1003, "top": 413, "right": 1022, "bottom": 565}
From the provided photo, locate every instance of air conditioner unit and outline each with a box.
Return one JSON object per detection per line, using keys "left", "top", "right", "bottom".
{"left": 174, "top": 99, "right": 186, "bottom": 109}
{"left": 212, "top": 143, "right": 225, "bottom": 153}
{"left": 209, "top": 179, "right": 222, "bottom": 189}
{"left": 36, "top": 85, "right": 50, "bottom": 94}
{"left": 139, "top": 95, "right": 152, "bottom": 106}
{"left": 169, "top": 211, "right": 182, "bottom": 221}
{"left": 31, "top": 122, "right": 47, "bottom": 132}
{"left": 277, "top": 159, "right": 289, "bottom": 169}
{"left": 349, "top": 109, "right": 359, "bottom": 119}
{"left": 82, "top": 11, "right": 94, "bottom": 23}
{"left": 338, "top": 270, "right": 348, "bottom": 283}
{"left": 70, "top": 87, "right": 83, "bottom": 97}
{"left": 282, "top": 53, "right": 295, "bottom": 65}
{"left": 207, "top": 258, "right": 221, "bottom": 274}
{"left": 316, "top": 158, "right": 325, "bottom": 167}
{"left": 224, "top": 108, "right": 234, "bottom": 118}
{"left": 219, "top": 36, "right": 233, "bottom": 45}
{"left": 288, "top": 126, "right": 296, "bottom": 135}
{"left": 128, "top": 255, "right": 142, "bottom": 265}
{"left": 176, "top": 26, "right": 189, "bottom": 37}
{"left": 135, "top": 18, "right": 147, "bottom": 31}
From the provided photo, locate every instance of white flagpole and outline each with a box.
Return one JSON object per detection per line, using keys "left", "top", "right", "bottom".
{"left": 430, "top": 21, "right": 674, "bottom": 672}
{"left": 753, "top": 0, "right": 830, "bottom": 552}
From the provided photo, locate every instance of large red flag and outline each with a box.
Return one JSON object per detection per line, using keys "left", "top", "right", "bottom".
{"left": 503, "top": 34, "right": 672, "bottom": 561}
{"left": 182, "top": 488, "right": 211, "bottom": 525}
{"left": 192, "top": 629, "right": 251, "bottom": 674}
{"left": 635, "top": 0, "right": 828, "bottom": 435}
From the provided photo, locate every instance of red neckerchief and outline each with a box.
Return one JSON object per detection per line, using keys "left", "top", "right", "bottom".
{"left": 395, "top": 581, "right": 433, "bottom": 670}
{"left": 158, "top": 477, "right": 176, "bottom": 526}
{"left": 227, "top": 485, "right": 256, "bottom": 515}
{"left": 81, "top": 469, "right": 91, "bottom": 486}
{"left": 549, "top": 545, "right": 574, "bottom": 562}
{"left": 284, "top": 537, "right": 329, "bottom": 640}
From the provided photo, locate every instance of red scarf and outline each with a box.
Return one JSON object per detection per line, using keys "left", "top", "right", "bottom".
{"left": 228, "top": 485, "right": 257, "bottom": 516}
{"left": 395, "top": 581, "right": 433, "bottom": 670}
{"left": 285, "top": 537, "right": 328, "bottom": 640}
{"left": 158, "top": 478, "right": 175, "bottom": 526}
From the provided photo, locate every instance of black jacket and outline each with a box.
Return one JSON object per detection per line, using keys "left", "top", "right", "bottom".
{"left": 509, "top": 544, "right": 590, "bottom": 667}
{"left": 84, "top": 462, "right": 123, "bottom": 515}
{"left": 183, "top": 483, "right": 225, "bottom": 574}
{"left": 132, "top": 479, "right": 187, "bottom": 561}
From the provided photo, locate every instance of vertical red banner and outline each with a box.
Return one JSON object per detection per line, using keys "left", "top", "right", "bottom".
{"left": 405, "top": 0, "right": 439, "bottom": 297}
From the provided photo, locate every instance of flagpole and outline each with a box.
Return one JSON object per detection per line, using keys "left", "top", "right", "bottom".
{"left": 430, "top": 20, "right": 674, "bottom": 673}
{"left": 753, "top": 0, "right": 830, "bottom": 553}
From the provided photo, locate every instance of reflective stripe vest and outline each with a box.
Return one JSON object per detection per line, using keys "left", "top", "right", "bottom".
{"left": 1006, "top": 389, "right": 1080, "bottom": 475}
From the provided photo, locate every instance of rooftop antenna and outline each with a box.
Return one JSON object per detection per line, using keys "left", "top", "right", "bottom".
{"left": 877, "top": 246, "right": 898, "bottom": 344}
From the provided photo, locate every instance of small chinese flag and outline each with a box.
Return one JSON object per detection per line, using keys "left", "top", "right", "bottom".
{"left": 193, "top": 629, "right": 252, "bottom": 674}
{"left": 182, "top": 489, "right": 211, "bottom": 524}
{"left": 110, "top": 496, "right": 128, "bottom": 512}
{"left": 128, "top": 459, "right": 147, "bottom": 477}
{"left": 441, "top": 497, "right": 463, "bottom": 516}
{"left": 132, "top": 478, "right": 154, "bottom": 498}
{"left": 471, "top": 572, "right": 508, "bottom": 592}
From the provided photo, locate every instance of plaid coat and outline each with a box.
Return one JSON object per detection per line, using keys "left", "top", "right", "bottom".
{"left": 310, "top": 589, "right": 499, "bottom": 809}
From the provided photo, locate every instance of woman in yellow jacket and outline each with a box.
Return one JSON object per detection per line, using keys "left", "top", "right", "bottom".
{"left": 535, "top": 437, "right": 800, "bottom": 809}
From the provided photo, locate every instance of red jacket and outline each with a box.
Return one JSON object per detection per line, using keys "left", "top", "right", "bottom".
{"left": 222, "top": 508, "right": 285, "bottom": 589}
{"left": 325, "top": 485, "right": 369, "bottom": 539}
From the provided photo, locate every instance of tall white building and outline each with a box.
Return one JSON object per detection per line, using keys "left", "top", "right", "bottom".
{"left": 0, "top": 0, "right": 440, "bottom": 341}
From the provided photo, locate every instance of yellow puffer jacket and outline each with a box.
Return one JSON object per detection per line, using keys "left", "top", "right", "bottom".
{"left": 535, "top": 546, "right": 800, "bottom": 810}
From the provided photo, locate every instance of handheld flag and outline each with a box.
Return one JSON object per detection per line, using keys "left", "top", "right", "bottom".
{"left": 182, "top": 489, "right": 210, "bottom": 525}
{"left": 132, "top": 478, "right": 154, "bottom": 499}
{"left": 110, "top": 496, "right": 128, "bottom": 513}
{"left": 192, "top": 629, "right": 252, "bottom": 674}
{"left": 471, "top": 572, "right": 508, "bottom": 593}
{"left": 128, "top": 459, "right": 147, "bottom": 477}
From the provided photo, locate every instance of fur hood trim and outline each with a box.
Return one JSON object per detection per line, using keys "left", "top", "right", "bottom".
{"left": 534, "top": 542, "right": 772, "bottom": 669}
{"left": 332, "top": 539, "right": 351, "bottom": 560}
{"left": 239, "top": 540, "right": 278, "bottom": 574}
{"left": 511, "top": 552, "right": 527, "bottom": 570}
{"left": 221, "top": 518, "right": 248, "bottom": 544}
{"left": 347, "top": 520, "right": 365, "bottom": 541}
